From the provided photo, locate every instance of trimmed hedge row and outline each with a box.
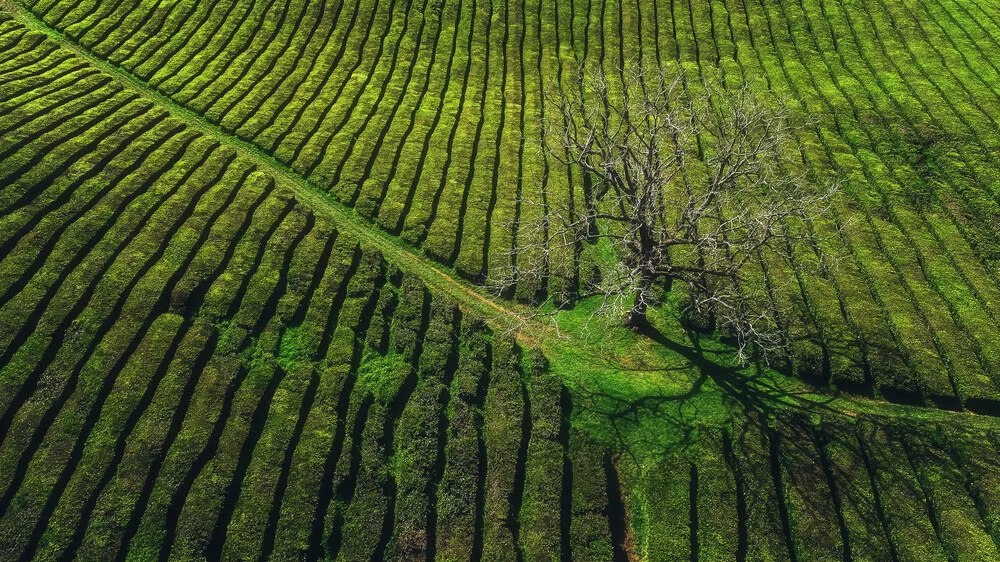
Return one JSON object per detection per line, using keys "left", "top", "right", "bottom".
{"left": 24, "top": 0, "right": 1000, "bottom": 406}
{"left": 5, "top": 9, "right": 1000, "bottom": 562}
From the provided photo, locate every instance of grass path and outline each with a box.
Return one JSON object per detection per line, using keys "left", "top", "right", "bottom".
{"left": 0, "top": 0, "right": 541, "bottom": 336}
{"left": 3, "top": 0, "right": 998, "bottom": 438}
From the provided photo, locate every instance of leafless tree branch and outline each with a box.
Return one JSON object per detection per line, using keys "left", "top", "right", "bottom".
{"left": 490, "top": 61, "right": 839, "bottom": 364}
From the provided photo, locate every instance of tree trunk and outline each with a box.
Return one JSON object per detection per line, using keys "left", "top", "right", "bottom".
{"left": 624, "top": 271, "right": 654, "bottom": 330}
{"left": 624, "top": 305, "right": 648, "bottom": 330}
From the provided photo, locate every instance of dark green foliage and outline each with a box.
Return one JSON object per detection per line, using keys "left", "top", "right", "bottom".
{"left": 773, "top": 418, "right": 845, "bottom": 560}
{"left": 729, "top": 417, "right": 792, "bottom": 562}
{"left": 901, "top": 428, "right": 1000, "bottom": 561}
{"left": 856, "top": 421, "right": 949, "bottom": 560}
{"left": 696, "top": 429, "right": 741, "bottom": 561}
{"left": 519, "top": 350, "right": 564, "bottom": 562}
{"left": 629, "top": 454, "right": 691, "bottom": 560}
{"left": 568, "top": 428, "right": 614, "bottom": 561}
{"left": 482, "top": 337, "right": 526, "bottom": 562}
{"left": 391, "top": 297, "right": 458, "bottom": 559}
{"left": 435, "top": 319, "right": 489, "bottom": 561}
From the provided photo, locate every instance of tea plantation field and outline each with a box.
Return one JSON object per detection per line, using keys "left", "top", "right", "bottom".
{"left": 2, "top": 0, "right": 1000, "bottom": 558}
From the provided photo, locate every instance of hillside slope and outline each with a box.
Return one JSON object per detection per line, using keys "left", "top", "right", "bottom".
{"left": 13, "top": 0, "right": 1000, "bottom": 407}
{"left": 2, "top": 1, "right": 1000, "bottom": 561}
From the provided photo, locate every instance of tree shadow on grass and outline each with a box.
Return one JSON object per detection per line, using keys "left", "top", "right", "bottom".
{"left": 570, "top": 319, "right": 847, "bottom": 458}
{"left": 576, "top": 324, "right": 994, "bottom": 560}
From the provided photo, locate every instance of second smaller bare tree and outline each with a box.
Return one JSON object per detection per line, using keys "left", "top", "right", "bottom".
{"left": 492, "top": 63, "right": 837, "bottom": 362}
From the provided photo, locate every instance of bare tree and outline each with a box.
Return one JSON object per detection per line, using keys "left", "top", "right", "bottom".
{"left": 491, "top": 62, "right": 837, "bottom": 362}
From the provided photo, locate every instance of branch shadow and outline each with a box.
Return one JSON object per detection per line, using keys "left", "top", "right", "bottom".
{"left": 567, "top": 321, "right": 998, "bottom": 560}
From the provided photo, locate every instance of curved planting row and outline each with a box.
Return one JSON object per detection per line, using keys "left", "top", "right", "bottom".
{"left": 3, "top": 19, "right": 1000, "bottom": 560}
{"left": 0, "top": 28, "right": 630, "bottom": 560}
{"left": 15, "top": 0, "right": 1000, "bottom": 408}
{"left": 702, "top": 0, "right": 1000, "bottom": 409}
{"left": 610, "top": 0, "right": 1000, "bottom": 410}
